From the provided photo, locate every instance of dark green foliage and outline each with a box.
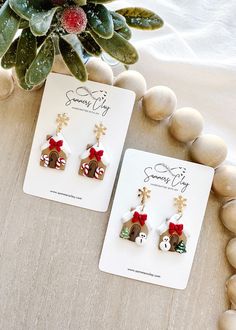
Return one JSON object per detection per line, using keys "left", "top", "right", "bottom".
{"left": 59, "top": 36, "right": 87, "bottom": 81}
{"left": 15, "top": 28, "right": 37, "bottom": 90}
{"left": 0, "top": 0, "right": 164, "bottom": 90}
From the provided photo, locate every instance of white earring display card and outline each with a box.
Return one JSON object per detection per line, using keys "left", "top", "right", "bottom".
{"left": 23, "top": 73, "right": 135, "bottom": 212}
{"left": 99, "top": 149, "right": 214, "bottom": 289}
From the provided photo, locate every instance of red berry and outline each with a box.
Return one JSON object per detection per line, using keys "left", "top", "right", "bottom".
{"left": 61, "top": 6, "right": 87, "bottom": 34}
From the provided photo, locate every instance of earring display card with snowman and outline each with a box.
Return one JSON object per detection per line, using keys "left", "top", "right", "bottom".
{"left": 99, "top": 149, "right": 214, "bottom": 289}
{"left": 23, "top": 73, "right": 135, "bottom": 212}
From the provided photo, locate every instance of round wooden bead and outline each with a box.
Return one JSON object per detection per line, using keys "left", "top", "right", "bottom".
{"left": 169, "top": 107, "right": 204, "bottom": 142}
{"left": 86, "top": 58, "right": 113, "bottom": 85}
{"left": 190, "top": 134, "right": 227, "bottom": 167}
{"left": 52, "top": 54, "right": 71, "bottom": 75}
{"left": 142, "top": 86, "right": 177, "bottom": 120}
{"left": 226, "top": 238, "right": 236, "bottom": 268}
{"left": 220, "top": 200, "right": 236, "bottom": 234}
{"left": 219, "top": 310, "right": 236, "bottom": 330}
{"left": 114, "top": 70, "right": 147, "bottom": 100}
{"left": 213, "top": 166, "right": 236, "bottom": 197}
{"left": 0, "top": 69, "right": 14, "bottom": 100}
{"left": 226, "top": 275, "right": 236, "bottom": 306}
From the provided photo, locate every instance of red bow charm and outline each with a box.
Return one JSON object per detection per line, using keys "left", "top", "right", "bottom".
{"left": 89, "top": 147, "right": 104, "bottom": 161}
{"left": 132, "top": 211, "right": 147, "bottom": 226}
{"left": 49, "top": 138, "right": 63, "bottom": 152}
{"left": 169, "top": 222, "right": 183, "bottom": 236}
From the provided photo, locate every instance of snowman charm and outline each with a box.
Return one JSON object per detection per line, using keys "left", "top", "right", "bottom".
{"left": 135, "top": 232, "right": 147, "bottom": 246}
{"left": 159, "top": 236, "right": 171, "bottom": 251}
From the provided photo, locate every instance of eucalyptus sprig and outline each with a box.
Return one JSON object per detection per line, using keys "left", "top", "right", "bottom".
{"left": 0, "top": 0, "right": 164, "bottom": 90}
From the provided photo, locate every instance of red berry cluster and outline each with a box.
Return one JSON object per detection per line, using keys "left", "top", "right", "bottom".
{"left": 60, "top": 6, "right": 87, "bottom": 34}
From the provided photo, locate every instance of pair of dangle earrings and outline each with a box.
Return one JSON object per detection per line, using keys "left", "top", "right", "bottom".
{"left": 120, "top": 189, "right": 189, "bottom": 253}
{"left": 40, "top": 113, "right": 109, "bottom": 180}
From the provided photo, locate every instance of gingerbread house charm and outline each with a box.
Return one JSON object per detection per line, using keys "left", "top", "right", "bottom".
{"left": 40, "top": 132, "right": 71, "bottom": 170}
{"left": 158, "top": 213, "right": 190, "bottom": 254}
{"left": 79, "top": 143, "right": 110, "bottom": 180}
{"left": 120, "top": 205, "right": 151, "bottom": 246}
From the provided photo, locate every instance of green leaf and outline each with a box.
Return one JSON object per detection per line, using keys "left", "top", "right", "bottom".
{"left": 110, "top": 11, "right": 126, "bottom": 30}
{"left": 15, "top": 28, "right": 37, "bottom": 90}
{"left": 73, "top": 0, "right": 87, "bottom": 5}
{"left": 1, "top": 37, "right": 19, "bottom": 69}
{"left": 86, "top": 4, "right": 114, "bottom": 39}
{"left": 29, "top": 7, "right": 58, "bottom": 36}
{"left": 9, "top": 0, "right": 58, "bottom": 36}
{"left": 117, "top": 24, "right": 131, "bottom": 40}
{"left": 9, "top": 0, "right": 37, "bottom": 20}
{"left": 0, "top": 1, "right": 20, "bottom": 57}
{"left": 116, "top": 7, "right": 164, "bottom": 30}
{"left": 34, "top": 0, "right": 55, "bottom": 10}
{"left": 59, "top": 37, "right": 87, "bottom": 82}
{"left": 91, "top": 30, "right": 138, "bottom": 65}
{"left": 26, "top": 37, "right": 54, "bottom": 86}
{"left": 19, "top": 18, "right": 29, "bottom": 29}
{"left": 79, "top": 32, "right": 101, "bottom": 56}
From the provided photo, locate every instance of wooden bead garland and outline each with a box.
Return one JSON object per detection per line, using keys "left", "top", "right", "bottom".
{"left": 169, "top": 107, "right": 204, "bottom": 142}
{"left": 190, "top": 134, "right": 228, "bottom": 168}
{"left": 226, "top": 275, "right": 236, "bottom": 307}
{"left": 142, "top": 86, "right": 177, "bottom": 120}
{"left": 213, "top": 165, "right": 236, "bottom": 198}
{"left": 114, "top": 70, "right": 147, "bottom": 101}
{"left": 218, "top": 310, "right": 236, "bottom": 330}
{"left": 220, "top": 200, "right": 236, "bottom": 235}
{"left": 86, "top": 58, "right": 114, "bottom": 85}
{"left": 226, "top": 238, "right": 236, "bottom": 269}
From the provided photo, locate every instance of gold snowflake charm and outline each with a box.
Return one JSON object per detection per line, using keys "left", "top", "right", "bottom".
{"left": 94, "top": 123, "right": 107, "bottom": 143}
{"left": 174, "top": 195, "right": 187, "bottom": 214}
{"left": 56, "top": 113, "right": 69, "bottom": 134}
{"left": 138, "top": 187, "right": 151, "bottom": 206}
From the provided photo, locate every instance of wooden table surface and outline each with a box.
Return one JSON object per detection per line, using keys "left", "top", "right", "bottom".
{"left": 0, "top": 84, "right": 233, "bottom": 330}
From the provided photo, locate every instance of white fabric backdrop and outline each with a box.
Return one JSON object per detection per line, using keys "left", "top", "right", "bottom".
{"left": 111, "top": 0, "right": 236, "bottom": 164}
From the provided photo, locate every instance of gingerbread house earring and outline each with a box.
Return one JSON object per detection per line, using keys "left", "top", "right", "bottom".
{"left": 158, "top": 195, "right": 190, "bottom": 254}
{"left": 120, "top": 187, "right": 151, "bottom": 246}
{"left": 79, "top": 123, "right": 110, "bottom": 180}
{"left": 40, "top": 113, "right": 71, "bottom": 170}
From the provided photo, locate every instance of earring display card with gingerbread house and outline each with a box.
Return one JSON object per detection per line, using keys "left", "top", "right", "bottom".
{"left": 99, "top": 149, "right": 214, "bottom": 289}
{"left": 23, "top": 73, "right": 135, "bottom": 212}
